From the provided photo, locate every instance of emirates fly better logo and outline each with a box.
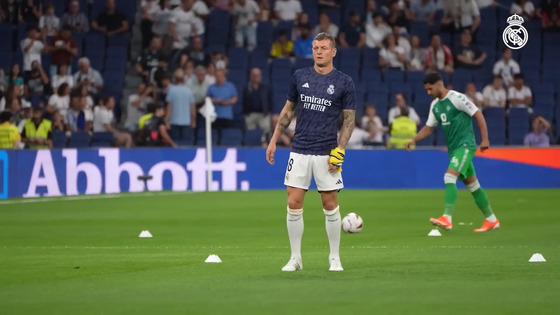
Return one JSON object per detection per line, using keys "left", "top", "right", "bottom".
{"left": 502, "top": 14, "right": 528, "bottom": 50}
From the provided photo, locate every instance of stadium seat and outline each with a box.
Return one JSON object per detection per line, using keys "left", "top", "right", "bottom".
{"left": 244, "top": 129, "right": 264, "bottom": 146}
{"left": 52, "top": 131, "right": 67, "bottom": 149}
{"left": 275, "top": 21, "right": 294, "bottom": 40}
{"left": 196, "top": 129, "right": 219, "bottom": 146}
{"left": 361, "top": 68, "right": 382, "bottom": 83}
{"left": 0, "top": 51, "right": 12, "bottom": 70}
{"left": 107, "top": 34, "right": 130, "bottom": 47}
{"left": 383, "top": 69, "right": 405, "bottom": 83}
{"left": 406, "top": 71, "right": 425, "bottom": 85}
{"left": 293, "top": 58, "right": 313, "bottom": 71}
{"left": 91, "top": 132, "right": 114, "bottom": 147}
{"left": 409, "top": 21, "right": 430, "bottom": 46}
{"left": 256, "top": 21, "right": 273, "bottom": 54}
{"left": 175, "top": 129, "right": 195, "bottom": 146}
{"left": 338, "top": 48, "right": 361, "bottom": 69}
{"left": 508, "top": 108, "right": 530, "bottom": 145}
{"left": 228, "top": 47, "right": 249, "bottom": 71}
{"left": 0, "top": 23, "right": 12, "bottom": 52}
{"left": 219, "top": 128, "right": 243, "bottom": 146}
{"left": 85, "top": 33, "right": 106, "bottom": 54}
{"left": 362, "top": 48, "right": 380, "bottom": 69}
{"left": 68, "top": 132, "right": 91, "bottom": 148}
{"left": 484, "top": 108, "right": 506, "bottom": 145}
{"left": 206, "top": 9, "right": 230, "bottom": 46}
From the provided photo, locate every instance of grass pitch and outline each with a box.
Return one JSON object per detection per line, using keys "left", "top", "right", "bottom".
{"left": 0, "top": 189, "right": 559, "bottom": 314}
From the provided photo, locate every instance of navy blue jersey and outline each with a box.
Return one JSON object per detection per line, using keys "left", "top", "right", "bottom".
{"left": 287, "top": 67, "right": 356, "bottom": 155}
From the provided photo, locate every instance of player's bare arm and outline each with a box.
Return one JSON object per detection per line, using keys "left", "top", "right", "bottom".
{"left": 266, "top": 100, "right": 297, "bottom": 165}
{"left": 406, "top": 125, "right": 436, "bottom": 151}
{"left": 337, "top": 109, "right": 355, "bottom": 150}
{"left": 473, "top": 111, "right": 489, "bottom": 152}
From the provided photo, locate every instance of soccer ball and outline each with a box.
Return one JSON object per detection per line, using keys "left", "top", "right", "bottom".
{"left": 341, "top": 212, "right": 363, "bottom": 233}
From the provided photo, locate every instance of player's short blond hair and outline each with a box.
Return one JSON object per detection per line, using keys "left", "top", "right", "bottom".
{"left": 313, "top": 32, "right": 336, "bottom": 48}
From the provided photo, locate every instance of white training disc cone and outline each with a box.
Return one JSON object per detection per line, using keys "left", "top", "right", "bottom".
{"left": 205, "top": 254, "right": 222, "bottom": 263}
{"left": 529, "top": 253, "right": 546, "bottom": 262}
{"left": 428, "top": 229, "right": 442, "bottom": 236}
{"left": 139, "top": 230, "right": 153, "bottom": 238}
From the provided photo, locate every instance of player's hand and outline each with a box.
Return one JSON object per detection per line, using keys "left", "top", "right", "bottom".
{"left": 480, "top": 139, "right": 489, "bottom": 152}
{"left": 405, "top": 140, "right": 415, "bottom": 151}
{"left": 266, "top": 142, "right": 276, "bottom": 165}
{"left": 329, "top": 147, "right": 345, "bottom": 166}
{"left": 328, "top": 163, "right": 341, "bottom": 173}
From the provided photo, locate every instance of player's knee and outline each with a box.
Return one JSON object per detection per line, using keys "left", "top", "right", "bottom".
{"left": 444, "top": 173, "right": 458, "bottom": 184}
{"left": 322, "top": 200, "right": 338, "bottom": 211}
{"left": 287, "top": 199, "right": 303, "bottom": 209}
{"left": 465, "top": 180, "right": 481, "bottom": 193}
{"left": 287, "top": 206, "right": 303, "bottom": 215}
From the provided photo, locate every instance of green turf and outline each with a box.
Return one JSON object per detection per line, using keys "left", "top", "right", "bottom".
{"left": 1, "top": 189, "right": 559, "bottom": 314}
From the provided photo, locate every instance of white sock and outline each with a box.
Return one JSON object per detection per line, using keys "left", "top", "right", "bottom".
{"left": 324, "top": 206, "right": 341, "bottom": 259}
{"left": 487, "top": 214, "right": 497, "bottom": 223}
{"left": 286, "top": 207, "right": 303, "bottom": 259}
{"left": 443, "top": 215, "right": 452, "bottom": 223}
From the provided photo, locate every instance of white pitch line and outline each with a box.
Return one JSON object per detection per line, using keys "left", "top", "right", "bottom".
{"left": 1, "top": 245, "right": 532, "bottom": 250}
{"left": 0, "top": 191, "right": 195, "bottom": 205}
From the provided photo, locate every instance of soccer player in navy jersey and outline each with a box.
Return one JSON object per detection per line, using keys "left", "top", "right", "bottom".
{"left": 266, "top": 32, "right": 356, "bottom": 272}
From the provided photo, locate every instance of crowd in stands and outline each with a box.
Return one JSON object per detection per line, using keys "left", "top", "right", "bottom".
{"left": 0, "top": 0, "right": 559, "bottom": 151}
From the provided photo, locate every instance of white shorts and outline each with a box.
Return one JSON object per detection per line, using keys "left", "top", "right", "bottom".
{"left": 283, "top": 152, "right": 344, "bottom": 191}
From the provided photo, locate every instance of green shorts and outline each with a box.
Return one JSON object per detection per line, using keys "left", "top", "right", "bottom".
{"left": 448, "top": 147, "right": 477, "bottom": 181}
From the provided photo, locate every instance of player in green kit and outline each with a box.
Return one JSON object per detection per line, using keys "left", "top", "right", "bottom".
{"left": 406, "top": 72, "right": 500, "bottom": 232}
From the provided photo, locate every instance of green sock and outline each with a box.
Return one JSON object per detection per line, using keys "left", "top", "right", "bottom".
{"left": 472, "top": 187, "right": 494, "bottom": 217}
{"left": 444, "top": 183, "right": 457, "bottom": 216}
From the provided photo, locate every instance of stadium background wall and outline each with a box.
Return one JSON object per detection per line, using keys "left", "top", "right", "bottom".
{"left": 1, "top": 148, "right": 559, "bottom": 199}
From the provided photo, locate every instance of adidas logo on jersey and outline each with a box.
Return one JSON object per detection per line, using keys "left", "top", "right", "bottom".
{"left": 335, "top": 179, "right": 342, "bottom": 185}
{"left": 302, "top": 83, "right": 309, "bottom": 88}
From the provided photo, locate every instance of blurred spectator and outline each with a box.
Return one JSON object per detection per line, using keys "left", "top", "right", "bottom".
{"left": 511, "top": 0, "right": 536, "bottom": 19}
{"left": 21, "top": 26, "right": 44, "bottom": 75}
{"left": 207, "top": 68, "right": 238, "bottom": 129}
{"left": 212, "top": 0, "right": 232, "bottom": 10}
{"left": 464, "top": 82, "right": 483, "bottom": 108}
{"left": 151, "top": 0, "right": 173, "bottom": 53}
{"left": 93, "top": 95, "right": 132, "bottom": 147}
{"left": 210, "top": 51, "right": 228, "bottom": 69}
{"left": 48, "top": 26, "right": 78, "bottom": 77}
{"left": 136, "top": 36, "right": 163, "bottom": 83}
{"left": 425, "top": 34, "right": 454, "bottom": 73}
{"left": 441, "top": 0, "right": 481, "bottom": 33}
{"left": 366, "top": 13, "right": 391, "bottom": 48}
{"left": 257, "top": 0, "right": 271, "bottom": 21}
{"left": 0, "top": 85, "right": 30, "bottom": 111}
{"left": 166, "top": 69, "right": 196, "bottom": 141}
{"left": 270, "top": 30, "right": 294, "bottom": 58}
{"left": 524, "top": 116, "right": 551, "bottom": 147}
{"left": 0, "top": 111, "right": 21, "bottom": 149}
{"left": 125, "top": 83, "right": 153, "bottom": 132}
{"left": 340, "top": 11, "right": 366, "bottom": 48}
{"left": 24, "top": 61, "right": 50, "bottom": 97}
{"left": 386, "top": 0, "right": 411, "bottom": 30}
{"left": 192, "top": 0, "right": 210, "bottom": 38}
{"left": 74, "top": 57, "right": 104, "bottom": 97}
{"left": 274, "top": 0, "right": 302, "bottom": 22}
{"left": 360, "top": 104, "right": 385, "bottom": 145}
{"left": 393, "top": 26, "right": 411, "bottom": 56}
{"left": 243, "top": 68, "right": 271, "bottom": 134}
{"left": 313, "top": 12, "right": 339, "bottom": 38}
{"left": 508, "top": 73, "right": 532, "bottom": 108}
{"left": 0, "top": 69, "right": 6, "bottom": 95}
{"left": 5, "top": 64, "right": 25, "bottom": 87}
{"left": 187, "top": 66, "right": 210, "bottom": 107}
{"left": 21, "top": 107, "right": 52, "bottom": 149}
{"left": 318, "top": 0, "right": 341, "bottom": 9}
{"left": 379, "top": 34, "right": 407, "bottom": 70}
{"left": 388, "top": 93, "right": 421, "bottom": 125}
{"left": 91, "top": 0, "right": 129, "bottom": 36}
{"left": 205, "top": 63, "right": 217, "bottom": 85}
{"left": 62, "top": 0, "right": 89, "bottom": 33}
{"left": 292, "top": 12, "right": 310, "bottom": 40}
{"left": 47, "top": 83, "right": 71, "bottom": 119}
{"left": 66, "top": 93, "right": 92, "bottom": 132}
{"left": 454, "top": 30, "right": 486, "bottom": 69}
{"left": 0, "top": 0, "right": 20, "bottom": 24}
{"left": 169, "top": 0, "right": 196, "bottom": 53}
{"left": 20, "top": 0, "right": 41, "bottom": 25}
{"left": 51, "top": 110, "right": 65, "bottom": 132}
{"left": 233, "top": 0, "right": 260, "bottom": 50}
{"left": 153, "top": 55, "right": 171, "bottom": 88}
{"left": 185, "top": 36, "right": 208, "bottom": 66}
{"left": 410, "top": 0, "right": 436, "bottom": 24}
{"left": 493, "top": 48, "right": 520, "bottom": 88}
{"left": 155, "top": 73, "right": 172, "bottom": 104}
{"left": 181, "top": 59, "right": 196, "bottom": 82}
{"left": 538, "top": 0, "right": 560, "bottom": 30}
{"left": 293, "top": 26, "right": 313, "bottom": 59}
{"left": 408, "top": 36, "right": 425, "bottom": 70}
{"left": 17, "top": 103, "right": 33, "bottom": 133}
{"left": 365, "top": 0, "right": 378, "bottom": 25}
{"left": 140, "top": 0, "right": 161, "bottom": 49}
{"left": 77, "top": 84, "right": 94, "bottom": 116}
{"left": 138, "top": 103, "right": 177, "bottom": 147}
{"left": 39, "top": 4, "right": 60, "bottom": 40}
{"left": 388, "top": 106, "right": 417, "bottom": 149}
{"left": 482, "top": 76, "right": 506, "bottom": 108}
{"left": 477, "top": 0, "right": 497, "bottom": 9}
